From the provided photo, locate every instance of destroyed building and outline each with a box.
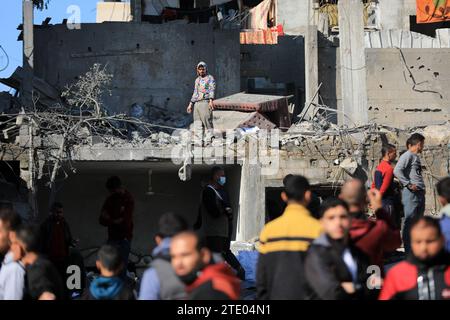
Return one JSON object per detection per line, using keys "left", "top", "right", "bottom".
{"left": 1, "top": 0, "right": 450, "bottom": 257}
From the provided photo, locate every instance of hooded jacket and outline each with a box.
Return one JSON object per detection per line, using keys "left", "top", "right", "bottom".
{"left": 139, "top": 238, "right": 186, "bottom": 300}
{"left": 83, "top": 276, "right": 134, "bottom": 300}
{"left": 186, "top": 263, "right": 240, "bottom": 300}
{"left": 304, "top": 234, "right": 375, "bottom": 300}
{"left": 350, "top": 208, "right": 401, "bottom": 269}
{"left": 379, "top": 250, "right": 450, "bottom": 300}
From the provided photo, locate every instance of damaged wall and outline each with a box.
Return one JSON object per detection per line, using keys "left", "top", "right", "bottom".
{"left": 367, "top": 48, "right": 450, "bottom": 128}
{"left": 33, "top": 23, "right": 240, "bottom": 116}
{"left": 318, "top": 45, "right": 450, "bottom": 128}
{"left": 318, "top": 44, "right": 341, "bottom": 123}
{"left": 240, "top": 36, "right": 305, "bottom": 116}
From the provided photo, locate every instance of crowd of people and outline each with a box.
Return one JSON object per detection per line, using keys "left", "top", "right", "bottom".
{"left": 0, "top": 133, "right": 449, "bottom": 300}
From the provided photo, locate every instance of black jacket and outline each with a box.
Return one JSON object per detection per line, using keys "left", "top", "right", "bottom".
{"left": 24, "top": 256, "right": 66, "bottom": 300}
{"left": 256, "top": 204, "right": 323, "bottom": 300}
{"left": 304, "top": 234, "right": 376, "bottom": 300}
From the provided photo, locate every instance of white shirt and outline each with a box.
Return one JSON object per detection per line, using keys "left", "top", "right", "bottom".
{"left": 0, "top": 251, "right": 26, "bottom": 300}
{"left": 342, "top": 248, "right": 358, "bottom": 283}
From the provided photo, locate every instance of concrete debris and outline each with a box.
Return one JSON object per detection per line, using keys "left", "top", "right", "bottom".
{"left": 287, "top": 121, "right": 315, "bottom": 133}
{"left": 288, "top": 115, "right": 339, "bottom": 134}
{"left": 230, "top": 239, "right": 259, "bottom": 256}
{"left": 0, "top": 92, "right": 23, "bottom": 122}
{"left": 339, "top": 157, "right": 358, "bottom": 175}
{"left": 422, "top": 123, "right": 450, "bottom": 146}
{"left": 0, "top": 67, "right": 62, "bottom": 109}
{"left": 144, "top": 104, "right": 191, "bottom": 131}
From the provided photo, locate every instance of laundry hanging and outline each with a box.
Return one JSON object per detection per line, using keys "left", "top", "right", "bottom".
{"left": 247, "top": 0, "right": 272, "bottom": 30}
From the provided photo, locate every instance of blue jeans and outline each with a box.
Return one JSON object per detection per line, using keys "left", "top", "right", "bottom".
{"left": 401, "top": 189, "right": 425, "bottom": 253}
{"left": 107, "top": 239, "right": 131, "bottom": 279}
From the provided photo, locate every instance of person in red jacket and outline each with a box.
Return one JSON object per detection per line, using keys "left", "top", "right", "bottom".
{"left": 379, "top": 216, "right": 450, "bottom": 300}
{"left": 99, "top": 176, "right": 134, "bottom": 279}
{"left": 170, "top": 231, "right": 240, "bottom": 300}
{"left": 371, "top": 144, "right": 397, "bottom": 221}
{"left": 339, "top": 179, "right": 401, "bottom": 269}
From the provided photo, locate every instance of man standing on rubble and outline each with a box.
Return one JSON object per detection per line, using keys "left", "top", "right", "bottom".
{"left": 187, "top": 61, "right": 215, "bottom": 140}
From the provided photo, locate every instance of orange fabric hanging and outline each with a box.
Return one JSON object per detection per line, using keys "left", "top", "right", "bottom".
{"left": 416, "top": 0, "right": 450, "bottom": 24}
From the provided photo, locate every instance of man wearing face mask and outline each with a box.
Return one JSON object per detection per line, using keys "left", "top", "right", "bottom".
{"left": 170, "top": 231, "right": 240, "bottom": 300}
{"left": 195, "top": 166, "right": 245, "bottom": 280}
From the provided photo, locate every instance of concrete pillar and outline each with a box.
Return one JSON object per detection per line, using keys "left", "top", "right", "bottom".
{"left": 19, "top": 124, "right": 38, "bottom": 220}
{"left": 304, "top": 26, "right": 319, "bottom": 119}
{"left": 21, "top": 0, "right": 33, "bottom": 108}
{"left": 338, "top": 0, "right": 368, "bottom": 126}
{"left": 131, "top": 0, "right": 142, "bottom": 22}
{"left": 236, "top": 151, "right": 265, "bottom": 241}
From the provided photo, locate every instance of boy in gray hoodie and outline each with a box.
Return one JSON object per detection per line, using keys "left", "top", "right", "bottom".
{"left": 394, "top": 133, "right": 426, "bottom": 253}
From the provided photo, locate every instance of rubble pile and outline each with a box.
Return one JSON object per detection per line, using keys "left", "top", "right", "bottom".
{"left": 144, "top": 104, "right": 191, "bottom": 131}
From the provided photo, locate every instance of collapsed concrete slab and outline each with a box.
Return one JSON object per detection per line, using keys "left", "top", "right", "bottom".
{"left": 213, "top": 110, "right": 276, "bottom": 131}
{"left": 213, "top": 92, "right": 291, "bottom": 130}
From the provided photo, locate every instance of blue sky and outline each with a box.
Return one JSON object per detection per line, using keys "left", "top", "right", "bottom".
{"left": 0, "top": 0, "right": 99, "bottom": 92}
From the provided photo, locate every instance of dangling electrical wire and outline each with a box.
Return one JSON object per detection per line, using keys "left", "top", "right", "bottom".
{"left": 0, "top": 45, "right": 10, "bottom": 72}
